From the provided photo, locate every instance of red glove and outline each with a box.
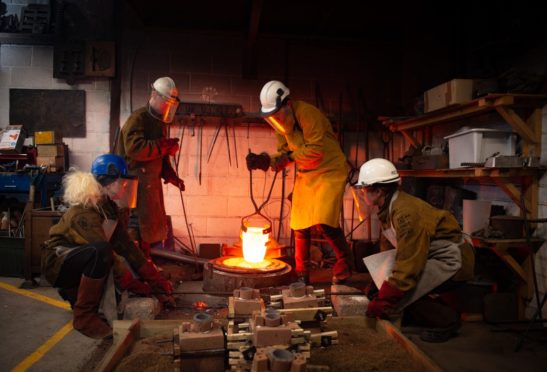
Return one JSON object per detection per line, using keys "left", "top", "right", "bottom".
{"left": 246, "top": 152, "right": 270, "bottom": 171}
{"left": 159, "top": 138, "right": 180, "bottom": 156}
{"left": 117, "top": 270, "right": 152, "bottom": 295}
{"left": 164, "top": 176, "right": 185, "bottom": 191}
{"left": 138, "top": 262, "right": 174, "bottom": 304}
{"left": 272, "top": 153, "right": 293, "bottom": 172}
{"left": 366, "top": 280, "right": 406, "bottom": 319}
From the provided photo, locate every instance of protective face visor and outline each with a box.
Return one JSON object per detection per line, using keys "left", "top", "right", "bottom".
{"left": 264, "top": 106, "right": 294, "bottom": 135}
{"left": 158, "top": 95, "right": 180, "bottom": 124}
{"left": 105, "top": 176, "right": 138, "bottom": 209}
{"left": 350, "top": 185, "right": 373, "bottom": 222}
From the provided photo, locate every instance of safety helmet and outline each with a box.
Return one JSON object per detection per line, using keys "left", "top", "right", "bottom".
{"left": 150, "top": 77, "right": 181, "bottom": 123}
{"left": 356, "top": 158, "right": 400, "bottom": 188}
{"left": 91, "top": 154, "right": 128, "bottom": 181}
{"left": 260, "top": 80, "right": 290, "bottom": 116}
{"left": 91, "top": 154, "right": 138, "bottom": 209}
{"left": 152, "top": 77, "right": 180, "bottom": 102}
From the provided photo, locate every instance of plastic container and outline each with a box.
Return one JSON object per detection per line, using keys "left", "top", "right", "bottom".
{"left": 444, "top": 128, "right": 517, "bottom": 168}
{"left": 463, "top": 199, "right": 491, "bottom": 234}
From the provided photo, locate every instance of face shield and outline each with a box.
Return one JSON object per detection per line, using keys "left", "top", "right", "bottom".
{"left": 105, "top": 176, "right": 138, "bottom": 209}
{"left": 351, "top": 185, "right": 376, "bottom": 221}
{"left": 264, "top": 106, "right": 294, "bottom": 135}
{"left": 150, "top": 90, "right": 180, "bottom": 124}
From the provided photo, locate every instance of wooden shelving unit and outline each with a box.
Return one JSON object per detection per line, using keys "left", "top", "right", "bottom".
{"left": 386, "top": 94, "right": 547, "bottom": 317}
{"left": 386, "top": 93, "right": 546, "bottom": 220}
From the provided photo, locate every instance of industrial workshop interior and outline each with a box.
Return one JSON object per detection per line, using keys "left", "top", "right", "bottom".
{"left": 1, "top": 0, "right": 547, "bottom": 371}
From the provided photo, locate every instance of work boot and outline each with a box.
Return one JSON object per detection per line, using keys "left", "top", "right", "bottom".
{"left": 294, "top": 230, "right": 311, "bottom": 284}
{"left": 73, "top": 275, "right": 112, "bottom": 339}
{"left": 402, "top": 297, "right": 461, "bottom": 343}
{"left": 58, "top": 287, "right": 78, "bottom": 309}
{"left": 322, "top": 228, "right": 353, "bottom": 284}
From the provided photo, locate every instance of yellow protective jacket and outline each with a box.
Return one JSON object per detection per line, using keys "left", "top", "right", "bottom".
{"left": 378, "top": 191, "right": 475, "bottom": 292}
{"left": 116, "top": 106, "right": 172, "bottom": 243}
{"left": 270, "top": 100, "right": 348, "bottom": 230}
{"left": 42, "top": 198, "right": 147, "bottom": 286}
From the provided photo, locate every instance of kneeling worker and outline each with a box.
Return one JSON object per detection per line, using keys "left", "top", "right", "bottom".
{"left": 354, "top": 158, "right": 474, "bottom": 339}
{"left": 42, "top": 154, "right": 174, "bottom": 339}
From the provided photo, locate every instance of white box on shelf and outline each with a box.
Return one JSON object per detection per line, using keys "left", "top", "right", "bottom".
{"left": 444, "top": 128, "right": 517, "bottom": 168}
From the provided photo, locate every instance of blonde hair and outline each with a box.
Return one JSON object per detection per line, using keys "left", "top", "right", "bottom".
{"left": 62, "top": 170, "right": 103, "bottom": 208}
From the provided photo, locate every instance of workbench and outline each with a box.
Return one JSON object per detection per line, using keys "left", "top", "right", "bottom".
{"left": 0, "top": 171, "right": 63, "bottom": 208}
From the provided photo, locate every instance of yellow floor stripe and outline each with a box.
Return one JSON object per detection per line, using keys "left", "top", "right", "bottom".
{"left": 0, "top": 281, "right": 71, "bottom": 310}
{"left": 11, "top": 321, "right": 73, "bottom": 372}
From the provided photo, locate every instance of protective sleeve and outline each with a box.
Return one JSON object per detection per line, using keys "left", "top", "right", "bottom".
{"left": 388, "top": 208, "right": 430, "bottom": 292}
{"left": 290, "top": 105, "right": 324, "bottom": 169}
{"left": 122, "top": 113, "right": 164, "bottom": 161}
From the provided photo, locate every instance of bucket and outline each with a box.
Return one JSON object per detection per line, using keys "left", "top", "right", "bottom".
{"left": 463, "top": 200, "right": 491, "bottom": 234}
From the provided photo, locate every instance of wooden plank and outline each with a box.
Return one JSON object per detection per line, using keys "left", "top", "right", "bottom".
{"left": 94, "top": 319, "right": 140, "bottom": 372}
{"left": 375, "top": 319, "right": 442, "bottom": 372}
{"left": 494, "top": 106, "right": 537, "bottom": 144}
{"left": 491, "top": 250, "right": 528, "bottom": 282}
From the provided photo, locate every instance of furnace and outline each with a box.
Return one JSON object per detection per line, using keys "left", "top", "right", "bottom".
{"left": 202, "top": 255, "right": 292, "bottom": 292}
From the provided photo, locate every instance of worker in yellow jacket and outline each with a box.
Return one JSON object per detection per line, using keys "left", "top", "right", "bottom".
{"left": 246, "top": 80, "right": 352, "bottom": 284}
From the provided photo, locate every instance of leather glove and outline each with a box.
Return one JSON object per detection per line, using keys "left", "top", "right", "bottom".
{"left": 117, "top": 270, "right": 152, "bottom": 296}
{"left": 272, "top": 153, "right": 293, "bottom": 172}
{"left": 366, "top": 280, "right": 406, "bottom": 319}
{"left": 158, "top": 137, "right": 180, "bottom": 156}
{"left": 164, "top": 176, "right": 185, "bottom": 191}
{"left": 137, "top": 261, "right": 174, "bottom": 304}
{"left": 246, "top": 152, "right": 270, "bottom": 171}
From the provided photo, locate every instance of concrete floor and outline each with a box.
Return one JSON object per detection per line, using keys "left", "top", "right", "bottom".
{"left": 1, "top": 274, "right": 547, "bottom": 372}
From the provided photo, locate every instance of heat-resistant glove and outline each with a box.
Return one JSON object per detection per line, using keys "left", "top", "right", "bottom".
{"left": 117, "top": 270, "right": 152, "bottom": 295}
{"left": 366, "top": 280, "right": 406, "bottom": 319}
{"left": 246, "top": 152, "right": 270, "bottom": 171}
{"left": 272, "top": 153, "right": 293, "bottom": 172}
{"left": 158, "top": 137, "right": 180, "bottom": 156}
{"left": 137, "top": 261, "right": 174, "bottom": 304}
{"left": 161, "top": 157, "right": 185, "bottom": 191}
{"left": 164, "top": 176, "right": 185, "bottom": 191}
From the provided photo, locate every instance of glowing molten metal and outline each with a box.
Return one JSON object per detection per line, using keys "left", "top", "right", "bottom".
{"left": 241, "top": 225, "right": 269, "bottom": 263}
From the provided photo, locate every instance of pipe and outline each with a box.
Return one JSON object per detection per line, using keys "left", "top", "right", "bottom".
{"left": 150, "top": 248, "right": 208, "bottom": 265}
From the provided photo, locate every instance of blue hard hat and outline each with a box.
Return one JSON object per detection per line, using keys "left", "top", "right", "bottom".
{"left": 91, "top": 154, "right": 128, "bottom": 184}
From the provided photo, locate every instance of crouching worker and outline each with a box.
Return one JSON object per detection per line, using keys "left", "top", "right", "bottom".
{"left": 353, "top": 158, "right": 475, "bottom": 341}
{"left": 42, "top": 154, "right": 174, "bottom": 339}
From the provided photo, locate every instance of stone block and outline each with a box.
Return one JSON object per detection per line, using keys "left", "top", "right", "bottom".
{"left": 180, "top": 327, "right": 224, "bottom": 351}
{"left": 331, "top": 284, "right": 369, "bottom": 316}
{"left": 122, "top": 297, "right": 160, "bottom": 320}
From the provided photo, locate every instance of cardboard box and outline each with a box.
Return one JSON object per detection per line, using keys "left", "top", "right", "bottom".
{"left": 37, "top": 144, "right": 66, "bottom": 157}
{"left": 424, "top": 79, "right": 474, "bottom": 113}
{"left": 34, "top": 131, "right": 60, "bottom": 145}
{"left": 36, "top": 156, "right": 65, "bottom": 172}
{"left": 0, "top": 125, "right": 25, "bottom": 154}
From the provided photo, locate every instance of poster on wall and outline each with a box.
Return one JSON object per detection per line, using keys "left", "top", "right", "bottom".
{"left": 9, "top": 89, "right": 86, "bottom": 138}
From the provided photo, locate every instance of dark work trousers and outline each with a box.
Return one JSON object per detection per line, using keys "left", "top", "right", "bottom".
{"left": 54, "top": 242, "right": 113, "bottom": 289}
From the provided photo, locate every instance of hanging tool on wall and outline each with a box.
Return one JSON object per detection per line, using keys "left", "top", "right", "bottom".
{"left": 207, "top": 117, "right": 238, "bottom": 168}
{"left": 198, "top": 118, "right": 204, "bottom": 185}
{"left": 207, "top": 117, "right": 231, "bottom": 165}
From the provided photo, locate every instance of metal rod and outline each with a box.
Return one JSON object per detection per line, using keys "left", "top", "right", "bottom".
{"left": 151, "top": 248, "right": 207, "bottom": 265}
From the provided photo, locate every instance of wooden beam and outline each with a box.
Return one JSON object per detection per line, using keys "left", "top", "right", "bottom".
{"left": 400, "top": 130, "right": 421, "bottom": 148}
{"left": 494, "top": 106, "right": 537, "bottom": 144}
{"left": 491, "top": 178, "right": 529, "bottom": 213}
{"left": 375, "top": 319, "right": 443, "bottom": 372}
{"left": 94, "top": 319, "right": 140, "bottom": 372}
{"left": 491, "top": 250, "right": 527, "bottom": 282}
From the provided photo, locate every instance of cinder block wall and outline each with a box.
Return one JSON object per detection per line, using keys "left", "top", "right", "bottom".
{"left": 118, "top": 24, "right": 401, "bottom": 248}
{"left": 0, "top": 44, "right": 111, "bottom": 168}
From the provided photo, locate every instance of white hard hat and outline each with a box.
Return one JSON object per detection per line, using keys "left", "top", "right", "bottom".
{"left": 151, "top": 77, "right": 180, "bottom": 102}
{"left": 260, "top": 80, "right": 290, "bottom": 116}
{"left": 357, "top": 158, "right": 400, "bottom": 187}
